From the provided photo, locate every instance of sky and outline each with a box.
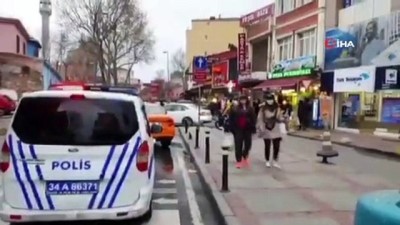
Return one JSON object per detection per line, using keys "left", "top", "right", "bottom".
{"left": 0, "top": 0, "right": 272, "bottom": 83}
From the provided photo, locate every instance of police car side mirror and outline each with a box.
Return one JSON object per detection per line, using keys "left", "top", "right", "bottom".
{"left": 150, "top": 123, "right": 163, "bottom": 134}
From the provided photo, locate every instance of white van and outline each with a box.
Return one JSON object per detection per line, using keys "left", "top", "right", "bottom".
{"left": 0, "top": 90, "right": 161, "bottom": 223}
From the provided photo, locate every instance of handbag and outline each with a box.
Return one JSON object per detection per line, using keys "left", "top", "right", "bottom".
{"left": 279, "top": 122, "right": 287, "bottom": 135}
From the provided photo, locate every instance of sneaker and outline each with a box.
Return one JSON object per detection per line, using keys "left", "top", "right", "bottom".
{"left": 235, "top": 161, "right": 242, "bottom": 168}
{"left": 272, "top": 161, "right": 281, "bottom": 169}
{"left": 242, "top": 158, "right": 249, "bottom": 167}
{"left": 265, "top": 161, "right": 271, "bottom": 167}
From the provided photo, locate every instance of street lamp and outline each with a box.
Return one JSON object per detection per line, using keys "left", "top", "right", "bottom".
{"left": 163, "top": 51, "right": 170, "bottom": 82}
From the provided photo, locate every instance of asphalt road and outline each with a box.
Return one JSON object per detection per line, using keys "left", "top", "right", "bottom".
{"left": 0, "top": 121, "right": 220, "bottom": 225}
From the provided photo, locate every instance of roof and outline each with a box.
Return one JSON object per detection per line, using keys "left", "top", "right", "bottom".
{"left": 22, "top": 90, "right": 139, "bottom": 102}
{"left": 0, "top": 17, "right": 30, "bottom": 41}
{"left": 192, "top": 17, "right": 239, "bottom": 22}
{"left": 28, "top": 37, "right": 42, "bottom": 48}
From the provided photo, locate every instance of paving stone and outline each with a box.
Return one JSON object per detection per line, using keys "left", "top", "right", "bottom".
{"left": 241, "top": 190, "right": 320, "bottom": 213}
{"left": 310, "top": 190, "right": 358, "bottom": 211}
{"left": 260, "top": 216, "right": 340, "bottom": 225}
{"left": 229, "top": 174, "right": 287, "bottom": 189}
{"left": 287, "top": 174, "right": 350, "bottom": 189}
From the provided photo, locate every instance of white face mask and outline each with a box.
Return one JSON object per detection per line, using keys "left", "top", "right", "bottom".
{"left": 233, "top": 100, "right": 239, "bottom": 105}
{"left": 266, "top": 100, "right": 274, "bottom": 105}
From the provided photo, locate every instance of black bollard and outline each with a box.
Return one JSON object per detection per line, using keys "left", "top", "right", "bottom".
{"left": 195, "top": 126, "right": 200, "bottom": 149}
{"left": 184, "top": 120, "right": 188, "bottom": 134}
{"left": 205, "top": 130, "right": 210, "bottom": 164}
{"left": 221, "top": 148, "right": 229, "bottom": 192}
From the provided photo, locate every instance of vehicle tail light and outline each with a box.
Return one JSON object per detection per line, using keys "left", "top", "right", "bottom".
{"left": 70, "top": 94, "right": 86, "bottom": 100}
{"left": 167, "top": 119, "right": 174, "bottom": 126}
{"left": 1, "top": 142, "right": 10, "bottom": 173}
{"left": 136, "top": 141, "right": 149, "bottom": 172}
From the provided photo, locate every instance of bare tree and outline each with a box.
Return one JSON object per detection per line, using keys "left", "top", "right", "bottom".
{"left": 171, "top": 48, "right": 187, "bottom": 89}
{"left": 52, "top": 29, "right": 71, "bottom": 78}
{"left": 56, "top": 0, "right": 155, "bottom": 84}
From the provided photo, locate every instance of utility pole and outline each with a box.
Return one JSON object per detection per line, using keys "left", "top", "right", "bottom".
{"left": 40, "top": 0, "right": 52, "bottom": 62}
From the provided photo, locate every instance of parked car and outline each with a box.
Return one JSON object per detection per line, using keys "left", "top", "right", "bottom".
{"left": 0, "top": 94, "right": 16, "bottom": 115}
{"left": 164, "top": 103, "right": 212, "bottom": 126}
{"left": 145, "top": 102, "right": 175, "bottom": 148}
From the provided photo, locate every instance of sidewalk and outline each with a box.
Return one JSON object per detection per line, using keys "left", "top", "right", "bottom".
{"left": 179, "top": 127, "right": 400, "bottom": 225}
{"left": 289, "top": 130, "right": 400, "bottom": 158}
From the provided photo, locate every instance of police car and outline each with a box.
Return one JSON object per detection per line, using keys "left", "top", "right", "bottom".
{"left": 0, "top": 88, "right": 162, "bottom": 223}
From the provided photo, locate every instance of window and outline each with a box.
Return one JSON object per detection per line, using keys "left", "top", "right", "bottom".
{"left": 16, "top": 35, "right": 20, "bottom": 53}
{"left": 12, "top": 97, "right": 139, "bottom": 145}
{"left": 277, "top": 36, "right": 293, "bottom": 61}
{"left": 23, "top": 43, "right": 26, "bottom": 54}
{"left": 279, "top": 0, "right": 295, "bottom": 14}
{"left": 297, "top": 28, "right": 316, "bottom": 57}
{"left": 296, "top": 0, "right": 313, "bottom": 7}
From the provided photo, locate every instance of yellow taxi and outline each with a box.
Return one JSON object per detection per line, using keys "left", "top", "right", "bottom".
{"left": 145, "top": 102, "right": 175, "bottom": 148}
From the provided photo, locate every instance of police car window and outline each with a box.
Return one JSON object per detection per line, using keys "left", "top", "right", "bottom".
{"left": 12, "top": 97, "right": 139, "bottom": 145}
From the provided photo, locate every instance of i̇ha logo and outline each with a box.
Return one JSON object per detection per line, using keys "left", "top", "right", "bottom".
{"left": 325, "top": 38, "right": 355, "bottom": 49}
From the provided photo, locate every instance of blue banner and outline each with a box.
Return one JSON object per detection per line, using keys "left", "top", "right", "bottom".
{"left": 325, "top": 11, "right": 400, "bottom": 70}
{"left": 381, "top": 98, "right": 400, "bottom": 124}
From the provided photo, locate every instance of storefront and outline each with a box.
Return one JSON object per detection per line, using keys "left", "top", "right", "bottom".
{"left": 253, "top": 55, "right": 321, "bottom": 105}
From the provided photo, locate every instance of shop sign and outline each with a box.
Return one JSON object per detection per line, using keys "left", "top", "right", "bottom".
{"left": 375, "top": 65, "right": 400, "bottom": 89}
{"left": 240, "top": 4, "right": 274, "bottom": 26}
{"left": 270, "top": 56, "right": 316, "bottom": 79}
{"left": 325, "top": 11, "right": 400, "bottom": 71}
{"left": 333, "top": 66, "right": 376, "bottom": 92}
{"left": 237, "top": 33, "right": 247, "bottom": 73}
{"left": 212, "top": 61, "right": 229, "bottom": 88}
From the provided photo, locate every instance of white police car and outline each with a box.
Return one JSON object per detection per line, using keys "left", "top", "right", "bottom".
{"left": 0, "top": 89, "right": 162, "bottom": 223}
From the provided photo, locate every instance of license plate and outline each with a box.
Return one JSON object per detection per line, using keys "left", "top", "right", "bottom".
{"left": 46, "top": 180, "right": 99, "bottom": 195}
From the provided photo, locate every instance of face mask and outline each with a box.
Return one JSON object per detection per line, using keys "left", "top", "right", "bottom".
{"left": 266, "top": 100, "right": 274, "bottom": 105}
{"left": 233, "top": 100, "right": 239, "bottom": 105}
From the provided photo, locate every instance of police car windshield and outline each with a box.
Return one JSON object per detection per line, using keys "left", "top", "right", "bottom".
{"left": 12, "top": 97, "right": 139, "bottom": 146}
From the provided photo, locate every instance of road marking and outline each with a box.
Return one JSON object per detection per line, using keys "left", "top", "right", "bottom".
{"left": 176, "top": 146, "right": 204, "bottom": 225}
{"left": 153, "top": 188, "right": 177, "bottom": 194}
{"left": 153, "top": 197, "right": 178, "bottom": 204}
{"left": 157, "top": 179, "right": 176, "bottom": 184}
{"left": 188, "top": 169, "right": 197, "bottom": 173}
{"left": 144, "top": 210, "right": 180, "bottom": 225}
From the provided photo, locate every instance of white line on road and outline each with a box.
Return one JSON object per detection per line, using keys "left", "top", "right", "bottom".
{"left": 152, "top": 197, "right": 178, "bottom": 205}
{"left": 157, "top": 179, "right": 176, "bottom": 184}
{"left": 153, "top": 188, "right": 177, "bottom": 194}
{"left": 175, "top": 144, "right": 204, "bottom": 225}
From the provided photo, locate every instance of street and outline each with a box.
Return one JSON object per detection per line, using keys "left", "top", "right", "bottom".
{"left": 0, "top": 118, "right": 220, "bottom": 225}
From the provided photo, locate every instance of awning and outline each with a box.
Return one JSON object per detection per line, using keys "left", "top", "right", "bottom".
{"left": 253, "top": 77, "right": 308, "bottom": 90}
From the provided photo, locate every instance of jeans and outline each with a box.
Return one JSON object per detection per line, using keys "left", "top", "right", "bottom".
{"left": 263, "top": 138, "right": 281, "bottom": 161}
{"left": 234, "top": 130, "right": 252, "bottom": 162}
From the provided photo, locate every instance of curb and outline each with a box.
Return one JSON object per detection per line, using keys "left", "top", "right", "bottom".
{"left": 288, "top": 133, "right": 400, "bottom": 160}
{"left": 178, "top": 128, "right": 240, "bottom": 225}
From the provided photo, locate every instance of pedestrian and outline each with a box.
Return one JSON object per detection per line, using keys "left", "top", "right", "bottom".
{"left": 257, "top": 93, "right": 284, "bottom": 168}
{"left": 280, "top": 98, "right": 292, "bottom": 131}
{"left": 229, "top": 95, "right": 256, "bottom": 169}
{"left": 297, "top": 98, "right": 306, "bottom": 130}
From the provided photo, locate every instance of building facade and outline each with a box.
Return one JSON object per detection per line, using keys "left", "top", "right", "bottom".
{"left": 185, "top": 17, "right": 242, "bottom": 72}
{"left": 238, "top": 4, "right": 275, "bottom": 89}
{"left": 322, "top": 0, "right": 400, "bottom": 133}
{"left": 0, "top": 17, "right": 29, "bottom": 55}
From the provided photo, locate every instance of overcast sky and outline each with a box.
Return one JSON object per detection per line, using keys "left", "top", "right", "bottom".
{"left": 0, "top": 0, "right": 272, "bottom": 83}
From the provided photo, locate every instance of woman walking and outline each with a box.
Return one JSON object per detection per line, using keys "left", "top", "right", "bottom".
{"left": 229, "top": 96, "right": 256, "bottom": 169}
{"left": 257, "top": 93, "right": 284, "bottom": 168}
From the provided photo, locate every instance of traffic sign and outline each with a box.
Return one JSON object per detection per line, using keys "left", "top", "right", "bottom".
{"left": 193, "top": 56, "right": 208, "bottom": 70}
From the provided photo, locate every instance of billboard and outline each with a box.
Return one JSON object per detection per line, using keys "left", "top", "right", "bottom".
{"left": 325, "top": 11, "right": 400, "bottom": 71}
{"left": 240, "top": 4, "right": 274, "bottom": 26}
{"left": 269, "top": 56, "right": 316, "bottom": 79}
{"left": 212, "top": 61, "right": 228, "bottom": 88}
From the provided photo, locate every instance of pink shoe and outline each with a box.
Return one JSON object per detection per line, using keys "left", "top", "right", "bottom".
{"left": 242, "top": 158, "right": 250, "bottom": 167}
{"left": 235, "top": 161, "right": 242, "bottom": 168}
